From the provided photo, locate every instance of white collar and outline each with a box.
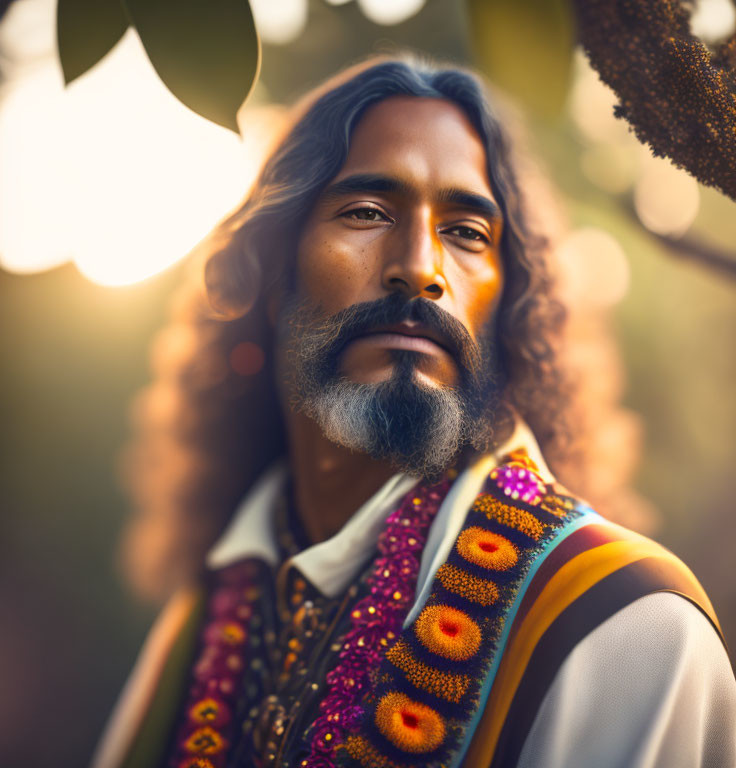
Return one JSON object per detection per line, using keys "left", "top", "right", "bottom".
{"left": 205, "top": 418, "right": 553, "bottom": 600}
{"left": 206, "top": 464, "right": 419, "bottom": 596}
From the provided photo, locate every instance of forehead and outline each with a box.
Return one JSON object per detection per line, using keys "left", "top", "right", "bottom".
{"left": 333, "top": 96, "right": 494, "bottom": 198}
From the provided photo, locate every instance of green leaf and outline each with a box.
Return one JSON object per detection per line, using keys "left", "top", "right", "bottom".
{"left": 466, "top": 0, "right": 575, "bottom": 120}
{"left": 122, "top": 0, "right": 261, "bottom": 133}
{"left": 57, "top": 0, "right": 130, "bottom": 84}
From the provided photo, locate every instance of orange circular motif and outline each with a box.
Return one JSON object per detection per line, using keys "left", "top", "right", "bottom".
{"left": 183, "top": 726, "right": 225, "bottom": 755}
{"left": 178, "top": 759, "right": 216, "bottom": 768}
{"left": 189, "top": 697, "right": 225, "bottom": 725}
{"left": 374, "top": 692, "right": 446, "bottom": 753}
{"left": 456, "top": 527, "right": 518, "bottom": 571}
{"left": 221, "top": 621, "right": 246, "bottom": 644}
{"left": 415, "top": 605, "right": 482, "bottom": 661}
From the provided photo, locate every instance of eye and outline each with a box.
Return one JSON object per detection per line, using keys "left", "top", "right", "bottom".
{"left": 443, "top": 224, "right": 491, "bottom": 245}
{"left": 341, "top": 206, "right": 392, "bottom": 223}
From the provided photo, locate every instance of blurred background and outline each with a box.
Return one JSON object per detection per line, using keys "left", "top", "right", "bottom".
{"left": 1, "top": 0, "right": 734, "bottom": 765}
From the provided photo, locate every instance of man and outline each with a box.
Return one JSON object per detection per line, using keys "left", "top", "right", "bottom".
{"left": 94, "top": 57, "right": 735, "bottom": 768}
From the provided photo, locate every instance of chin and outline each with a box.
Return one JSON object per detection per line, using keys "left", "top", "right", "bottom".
{"left": 305, "top": 352, "right": 468, "bottom": 478}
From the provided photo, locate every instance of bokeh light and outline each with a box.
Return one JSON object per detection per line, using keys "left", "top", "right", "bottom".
{"left": 3, "top": 4, "right": 736, "bottom": 768}
{"left": 569, "top": 50, "right": 633, "bottom": 146}
{"left": 555, "top": 227, "right": 630, "bottom": 309}
{"left": 0, "top": 0, "right": 53, "bottom": 72}
{"left": 230, "top": 341, "right": 265, "bottom": 377}
{"left": 569, "top": 50, "right": 704, "bottom": 243}
{"left": 634, "top": 155, "right": 700, "bottom": 238}
{"left": 357, "top": 0, "right": 426, "bottom": 26}
{"left": 0, "top": 68, "right": 73, "bottom": 274}
{"left": 0, "top": 0, "right": 277, "bottom": 287}
{"left": 250, "top": 0, "right": 308, "bottom": 45}
{"left": 690, "top": 0, "right": 736, "bottom": 43}
{"left": 580, "top": 144, "right": 638, "bottom": 195}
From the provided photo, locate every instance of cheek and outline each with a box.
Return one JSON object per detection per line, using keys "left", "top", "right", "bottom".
{"left": 448, "top": 259, "right": 504, "bottom": 340}
{"left": 296, "top": 226, "right": 380, "bottom": 314}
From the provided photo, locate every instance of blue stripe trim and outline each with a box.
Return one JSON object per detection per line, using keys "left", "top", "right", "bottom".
{"left": 451, "top": 508, "right": 604, "bottom": 768}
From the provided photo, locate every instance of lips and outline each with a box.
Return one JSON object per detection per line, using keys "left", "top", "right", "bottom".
{"left": 349, "top": 321, "right": 453, "bottom": 356}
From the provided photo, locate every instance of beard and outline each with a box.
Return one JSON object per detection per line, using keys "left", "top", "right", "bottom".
{"left": 279, "top": 292, "right": 506, "bottom": 478}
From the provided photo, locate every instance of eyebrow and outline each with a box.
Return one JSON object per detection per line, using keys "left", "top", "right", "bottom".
{"left": 321, "top": 173, "right": 502, "bottom": 219}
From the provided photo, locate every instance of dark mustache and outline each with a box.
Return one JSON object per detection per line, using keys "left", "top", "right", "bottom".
{"left": 319, "top": 294, "right": 482, "bottom": 376}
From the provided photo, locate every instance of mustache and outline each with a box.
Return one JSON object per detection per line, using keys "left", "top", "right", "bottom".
{"left": 290, "top": 293, "right": 483, "bottom": 379}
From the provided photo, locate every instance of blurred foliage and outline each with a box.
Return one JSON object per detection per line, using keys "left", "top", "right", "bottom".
{"left": 257, "top": 0, "right": 470, "bottom": 102}
{"left": 57, "top": 0, "right": 259, "bottom": 131}
{"left": 466, "top": 0, "right": 574, "bottom": 118}
{"left": 56, "top": 0, "right": 128, "bottom": 83}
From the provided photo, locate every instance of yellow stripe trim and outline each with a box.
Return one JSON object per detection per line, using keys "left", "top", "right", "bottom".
{"left": 463, "top": 525, "right": 719, "bottom": 765}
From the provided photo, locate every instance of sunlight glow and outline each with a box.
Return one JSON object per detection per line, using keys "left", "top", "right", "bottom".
{"left": 569, "top": 50, "right": 633, "bottom": 147}
{"left": 249, "top": 0, "right": 308, "bottom": 45}
{"left": 0, "top": 69, "right": 73, "bottom": 273}
{"left": 357, "top": 0, "right": 426, "bottom": 26}
{"left": 0, "top": 6, "right": 275, "bottom": 287}
{"left": 634, "top": 155, "right": 700, "bottom": 238}
{"left": 555, "top": 228, "right": 630, "bottom": 309}
{"left": 691, "top": 0, "right": 736, "bottom": 43}
{"left": 580, "top": 144, "right": 638, "bottom": 195}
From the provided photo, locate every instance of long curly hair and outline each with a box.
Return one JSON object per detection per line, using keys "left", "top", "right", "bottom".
{"left": 121, "top": 56, "right": 641, "bottom": 599}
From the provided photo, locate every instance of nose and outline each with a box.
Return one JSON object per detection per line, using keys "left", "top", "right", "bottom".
{"left": 381, "top": 209, "right": 446, "bottom": 300}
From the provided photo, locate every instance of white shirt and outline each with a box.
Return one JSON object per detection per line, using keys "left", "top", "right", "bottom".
{"left": 206, "top": 423, "right": 736, "bottom": 767}
{"left": 518, "top": 593, "right": 736, "bottom": 768}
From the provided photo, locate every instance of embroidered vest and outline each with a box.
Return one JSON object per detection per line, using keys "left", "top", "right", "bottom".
{"left": 103, "top": 466, "right": 727, "bottom": 768}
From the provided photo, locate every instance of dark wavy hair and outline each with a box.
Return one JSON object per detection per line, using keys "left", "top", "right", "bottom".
{"left": 121, "top": 56, "right": 580, "bottom": 598}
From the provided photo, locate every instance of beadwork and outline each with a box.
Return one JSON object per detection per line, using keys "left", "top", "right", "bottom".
{"left": 166, "top": 561, "right": 262, "bottom": 768}
{"left": 163, "top": 454, "right": 581, "bottom": 768}
{"left": 474, "top": 495, "right": 546, "bottom": 540}
{"left": 302, "top": 475, "right": 451, "bottom": 767}
{"left": 338, "top": 455, "right": 581, "bottom": 767}
{"left": 490, "top": 448, "right": 546, "bottom": 505}
{"left": 435, "top": 563, "right": 500, "bottom": 606}
{"left": 343, "top": 735, "right": 408, "bottom": 768}
{"left": 385, "top": 639, "right": 471, "bottom": 702}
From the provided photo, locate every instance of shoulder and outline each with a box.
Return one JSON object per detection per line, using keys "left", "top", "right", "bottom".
{"left": 561, "top": 590, "right": 731, "bottom": 686}
{"left": 518, "top": 592, "right": 736, "bottom": 768}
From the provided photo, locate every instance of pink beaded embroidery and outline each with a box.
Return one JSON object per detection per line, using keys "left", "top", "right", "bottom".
{"left": 302, "top": 475, "right": 452, "bottom": 768}
{"left": 490, "top": 453, "right": 545, "bottom": 505}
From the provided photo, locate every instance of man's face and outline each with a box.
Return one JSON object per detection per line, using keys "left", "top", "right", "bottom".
{"left": 281, "top": 96, "right": 506, "bottom": 476}
{"left": 296, "top": 96, "right": 504, "bottom": 389}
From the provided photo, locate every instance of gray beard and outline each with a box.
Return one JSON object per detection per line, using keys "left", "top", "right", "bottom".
{"left": 306, "top": 361, "right": 467, "bottom": 478}
{"left": 279, "top": 295, "right": 503, "bottom": 478}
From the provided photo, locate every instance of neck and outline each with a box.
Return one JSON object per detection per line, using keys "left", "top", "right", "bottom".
{"left": 285, "top": 409, "right": 399, "bottom": 544}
